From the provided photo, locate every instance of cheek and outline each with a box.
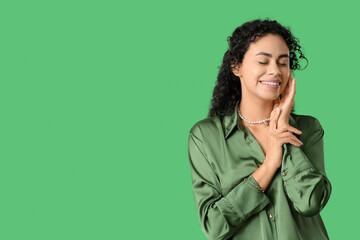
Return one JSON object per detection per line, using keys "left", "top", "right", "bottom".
{"left": 280, "top": 81, "right": 288, "bottom": 93}
{"left": 280, "top": 86, "right": 285, "bottom": 94}
{"left": 282, "top": 68, "right": 290, "bottom": 79}
{"left": 249, "top": 69, "right": 263, "bottom": 82}
{"left": 243, "top": 70, "right": 260, "bottom": 83}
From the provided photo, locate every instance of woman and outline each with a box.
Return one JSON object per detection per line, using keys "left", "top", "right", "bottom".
{"left": 187, "top": 18, "right": 332, "bottom": 240}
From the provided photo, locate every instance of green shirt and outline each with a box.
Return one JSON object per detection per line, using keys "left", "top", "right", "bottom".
{"left": 187, "top": 100, "right": 332, "bottom": 240}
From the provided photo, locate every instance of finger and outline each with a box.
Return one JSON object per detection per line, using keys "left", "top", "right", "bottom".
{"left": 278, "top": 132, "right": 303, "bottom": 145}
{"left": 286, "top": 70, "right": 294, "bottom": 96}
{"left": 287, "top": 135, "right": 303, "bottom": 147}
{"left": 286, "top": 78, "right": 291, "bottom": 90}
{"left": 287, "top": 132, "right": 303, "bottom": 146}
{"left": 282, "top": 80, "right": 290, "bottom": 97}
{"left": 271, "top": 108, "right": 281, "bottom": 130}
{"left": 269, "top": 108, "right": 276, "bottom": 128}
{"left": 284, "top": 136, "right": 303, "bottom": 147}
{"left": 279, "top": 134, "right": 302, "bottom": 147}
{"left": 288, "top": 125, "right": 302, "bottom": 135}
{"left": 289, "top": 77, "right": 296, "bottom": 99}
{"left": 278, "top": 125, "right": 302, "bottom": 135}
{"left": 273, "top": 97, "right": 280, "bottom": 109}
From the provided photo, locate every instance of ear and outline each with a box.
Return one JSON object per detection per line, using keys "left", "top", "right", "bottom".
{"left": 231, "top": 61, "right": 242, "bottom": 77}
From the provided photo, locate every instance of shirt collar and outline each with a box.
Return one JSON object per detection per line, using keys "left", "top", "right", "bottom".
{"left": 223, "top": 100, "right": 296, "bottom": 139}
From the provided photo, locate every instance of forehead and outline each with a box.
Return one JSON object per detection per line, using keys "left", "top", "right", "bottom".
{"left": 247, "top": 33, "right": 289, "bottom": 56}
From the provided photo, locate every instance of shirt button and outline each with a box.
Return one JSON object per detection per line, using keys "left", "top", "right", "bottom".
{"left": 269, "top": 213, "right": 274, "bottom": 219}
{"left": 282, "top": 171, "right": 287, "bottom": 176}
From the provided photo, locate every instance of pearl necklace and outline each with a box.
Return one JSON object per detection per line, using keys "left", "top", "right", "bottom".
{"left": 238, "top": 106, "right": 270, "bottom": 127}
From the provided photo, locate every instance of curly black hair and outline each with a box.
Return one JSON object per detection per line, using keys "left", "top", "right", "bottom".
{"left": 208, "top": 18, "right": 308, "bottom": 118}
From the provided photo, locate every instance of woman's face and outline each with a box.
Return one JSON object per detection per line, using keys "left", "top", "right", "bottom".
{"left": 232, "top": 33, "right": 291, "bottom": 101}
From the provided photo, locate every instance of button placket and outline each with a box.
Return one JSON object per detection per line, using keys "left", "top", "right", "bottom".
{"left": 266, "top": 205, "right": 275, "bottom": 221}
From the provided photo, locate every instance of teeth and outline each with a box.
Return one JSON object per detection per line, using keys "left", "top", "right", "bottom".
{"left": 262, "top": 81, "right": 280, "bottom": 85}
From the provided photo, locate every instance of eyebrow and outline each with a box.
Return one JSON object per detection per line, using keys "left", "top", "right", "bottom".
{"left": 255, "top": 52, "right": 289, "bottom": 59}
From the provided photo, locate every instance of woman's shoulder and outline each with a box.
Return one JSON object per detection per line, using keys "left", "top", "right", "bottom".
{"left": 189, "top": 115, "right": 224, "bottom": 138}
{"left": 291, "top": 113, "right": 323, "bottom": 131}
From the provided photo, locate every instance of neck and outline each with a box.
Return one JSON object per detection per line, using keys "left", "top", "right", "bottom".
{"left": 239, "top": 97, "right": 274, "bottom": 125}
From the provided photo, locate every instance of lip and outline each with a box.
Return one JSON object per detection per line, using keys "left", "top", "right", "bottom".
{"left": 259, "top": 79, "right": 281, "bottom": 83}
{"left": 259, "top": 80, "right": 281, "bottom": 88}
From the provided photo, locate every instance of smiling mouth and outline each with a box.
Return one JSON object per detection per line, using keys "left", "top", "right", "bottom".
{"left": 259, "top": 81, "right": 281, "bottom": 88}
{"left": 259, "top": 81, "right": 281, "bottom": 86}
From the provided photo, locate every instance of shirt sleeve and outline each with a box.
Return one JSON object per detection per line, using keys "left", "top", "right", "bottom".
{"left": 188, "top": 129, "right": 271, "bottom": 240}
{"left": 281, "top": 117, "right": 332, "bottom": 217}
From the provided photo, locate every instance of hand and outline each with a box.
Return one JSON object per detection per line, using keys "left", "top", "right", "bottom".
{"left": 275, "top": 70, "right": 296, "bottom": 126}
{"left": 264, "top": 107, "right": 303, "bottom": 169}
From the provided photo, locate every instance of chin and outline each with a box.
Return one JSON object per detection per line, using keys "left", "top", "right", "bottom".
{"left": 261, "top": 93, "right": 280, "bottom": 101}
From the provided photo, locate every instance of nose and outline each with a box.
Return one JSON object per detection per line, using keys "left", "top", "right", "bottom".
{"left": 268, "top": 61, "right": 281, "bottom": 77}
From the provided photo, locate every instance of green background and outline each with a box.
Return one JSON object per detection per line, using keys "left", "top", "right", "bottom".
{"left": 0, "top": 0, "right": 356, "bottom": 239}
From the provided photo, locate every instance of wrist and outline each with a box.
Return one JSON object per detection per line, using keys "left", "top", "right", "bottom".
{"left": 263, "top": 157, "right": 281, "bottom": 170}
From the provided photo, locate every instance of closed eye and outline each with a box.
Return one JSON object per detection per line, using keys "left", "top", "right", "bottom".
{"left": 258, "top": 62, "right": 287, "bottom": 66}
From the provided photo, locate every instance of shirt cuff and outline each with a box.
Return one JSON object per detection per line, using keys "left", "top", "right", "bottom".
{"left": 217, "top": 174, "right": 270, "bottom": 220}
{"left": 281, "top": 144, "right": 316, "bottom": 181}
